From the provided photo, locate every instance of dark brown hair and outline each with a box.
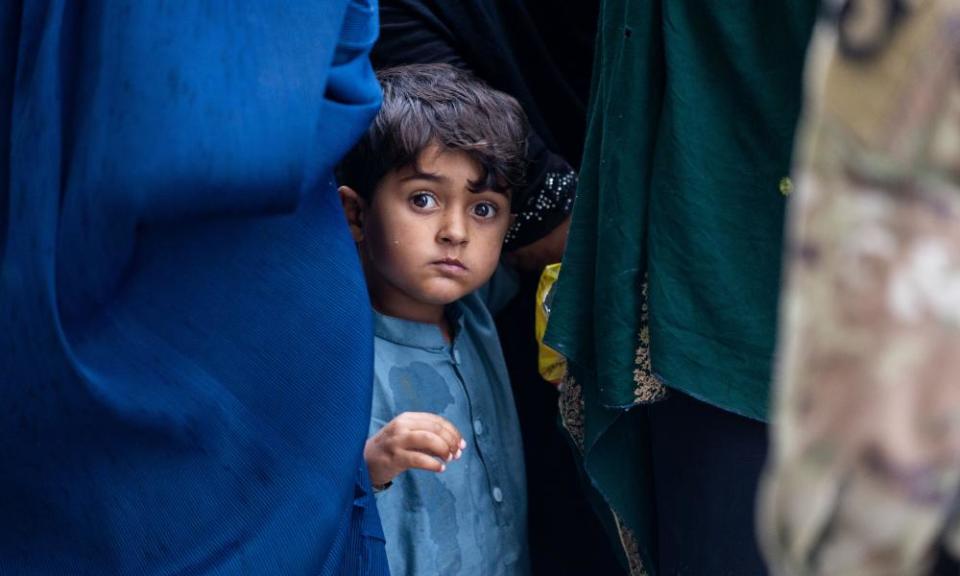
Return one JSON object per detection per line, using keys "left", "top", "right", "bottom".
{"left": 337, "top": 63, "right": 528, "bottom": 203}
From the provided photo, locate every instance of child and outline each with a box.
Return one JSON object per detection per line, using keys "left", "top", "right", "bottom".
{"left": 337, "top": 63, "right": 530, "bottom": 575}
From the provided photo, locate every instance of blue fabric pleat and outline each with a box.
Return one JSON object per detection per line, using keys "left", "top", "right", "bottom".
{"left": 0, "top": 1, "right": 387, "bottom": 574}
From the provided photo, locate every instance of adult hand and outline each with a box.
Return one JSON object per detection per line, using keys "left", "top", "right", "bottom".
{"left": 505, "top": 216, "right": 570, "bottom": 271}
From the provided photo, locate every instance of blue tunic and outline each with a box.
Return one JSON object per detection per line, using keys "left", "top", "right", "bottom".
{"left": 0, "top": 1, "right": 386, "bottom": 574}
{"left": 369, "top": 276, "right": 530, "bottom": 576}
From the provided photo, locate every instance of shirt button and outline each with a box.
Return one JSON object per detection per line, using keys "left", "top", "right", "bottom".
{"left": 492, "top": 486, "right": 503, "bottom": 503}
{"left": 453, "top": 349, "right": 462, "bottom": 364}
{"left": 473, "top": 419, "right": 484, "bottom": 435}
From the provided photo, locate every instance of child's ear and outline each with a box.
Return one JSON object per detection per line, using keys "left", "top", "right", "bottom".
{"left": 338, "top": 185, "right": 367, "bottom": 243}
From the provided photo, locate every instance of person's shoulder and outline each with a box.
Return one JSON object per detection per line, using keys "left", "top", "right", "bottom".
{"left": 457, "top": 289, "right": 487, "bottom": 311}
{"left": 371, "top": 335, "right": 403, "bottom": 377}
{"left": 373, "top": 331, "right": 400, "bottom": 351}
{"left": 454, "top": 290, "right": 495, "bottom": 328}
{"left": 473, "top": 263, "right": 519, "bottom": 314}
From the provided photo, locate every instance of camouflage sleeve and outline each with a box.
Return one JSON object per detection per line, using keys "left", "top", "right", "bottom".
{"left": 761, "top": 1, "right": 960, "bottom": 574}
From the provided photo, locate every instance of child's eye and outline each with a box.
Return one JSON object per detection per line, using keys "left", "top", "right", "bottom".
{"left": 472, "top": 202, "right": 498, "bottom": 219}
{"left": 410, "top": 192, "right": 438, "bottom": 209}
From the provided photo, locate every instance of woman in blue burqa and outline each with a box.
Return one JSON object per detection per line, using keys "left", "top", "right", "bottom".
{"left": 0, "top": 1, "right": 387, "bottom": 574}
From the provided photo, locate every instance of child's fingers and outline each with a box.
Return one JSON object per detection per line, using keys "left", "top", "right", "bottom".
{"left": 400, "top": 450, "right": 447, "bottom": 474}
{"left": 400, "top": 413, "right": 464, "bottom": 455}
{"left": 400, "top": 430, "right": 457, "bottom": 461}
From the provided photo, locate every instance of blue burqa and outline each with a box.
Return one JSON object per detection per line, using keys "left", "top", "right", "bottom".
{"left": 0, "top": 1, "right": 386, "bottom": 574}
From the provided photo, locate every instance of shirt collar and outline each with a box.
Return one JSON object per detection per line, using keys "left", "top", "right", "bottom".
{"left": 373, "top": 303, "right": 465, "bottom": 351}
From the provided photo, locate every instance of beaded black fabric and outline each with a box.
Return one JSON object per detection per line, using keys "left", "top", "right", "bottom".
{"left": 505, "top": 166, "right": 577, "bottom": 249}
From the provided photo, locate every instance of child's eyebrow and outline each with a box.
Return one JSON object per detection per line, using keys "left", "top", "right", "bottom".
{"left": 400, "top": 168, "right": 506, "bottom": 198}
{"left": 399, "top": 170, "right": 448, "bottom": 184}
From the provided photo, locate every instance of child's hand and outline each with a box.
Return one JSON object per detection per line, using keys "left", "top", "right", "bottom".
{"left": 365, "top": 412, "right": 466, "bottom": 487}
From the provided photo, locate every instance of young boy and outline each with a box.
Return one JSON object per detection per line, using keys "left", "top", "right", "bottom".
{"left": 337, "top": 64, "right": 530, "bottom": 575}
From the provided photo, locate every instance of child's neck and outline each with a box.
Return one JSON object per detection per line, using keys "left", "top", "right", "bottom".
{"left": 371, "top": 298, "right": 453, "bottom": 343}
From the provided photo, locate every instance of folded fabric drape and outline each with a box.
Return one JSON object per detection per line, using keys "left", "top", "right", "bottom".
{"left": 0, "top": 1, "right": 386, "bottom": 574}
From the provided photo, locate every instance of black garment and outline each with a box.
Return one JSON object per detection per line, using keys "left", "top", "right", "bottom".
{"left": 498, "top": 272, "right": 627, "bottom": 576}
{"left": 373, "top": 0, "right": 596, "bottom": 248}
{"left": 648, "top": 392, "right": 769, "bottom": 576}
{"left": 932, "top": 549, "right": 960, "bottom": 575}
{"left": 374, "top": 0, "right": 594, "bottom": 165}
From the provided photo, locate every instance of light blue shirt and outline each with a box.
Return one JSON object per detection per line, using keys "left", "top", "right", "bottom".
{"left": 369, "top": 276, "right": 530, "bottom": 576}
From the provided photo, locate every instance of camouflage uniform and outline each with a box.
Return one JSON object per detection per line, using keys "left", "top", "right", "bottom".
{"left": 762, "top": 1, "right": 960, "bottom": 574}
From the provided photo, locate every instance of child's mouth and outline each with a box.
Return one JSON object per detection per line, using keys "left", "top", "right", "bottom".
{"left": 432, "top": 258, "right": 468, "bottom": 275}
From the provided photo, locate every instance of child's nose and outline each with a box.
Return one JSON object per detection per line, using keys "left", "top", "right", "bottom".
{"left": 437, "top": 212, "right": 468, "bottom": 245}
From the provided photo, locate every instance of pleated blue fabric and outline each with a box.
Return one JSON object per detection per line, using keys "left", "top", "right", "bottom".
{"left": 0, "top": 1, "right": 386, "bottom": 574}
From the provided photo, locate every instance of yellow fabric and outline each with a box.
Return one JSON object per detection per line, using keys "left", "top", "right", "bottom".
{"left": 535, "top": 263, "right": 567, "bottom": 385}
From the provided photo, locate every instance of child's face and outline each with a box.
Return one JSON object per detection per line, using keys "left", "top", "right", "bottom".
{"left": 350, "top": 145, "right": 511, "bottom": 321}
